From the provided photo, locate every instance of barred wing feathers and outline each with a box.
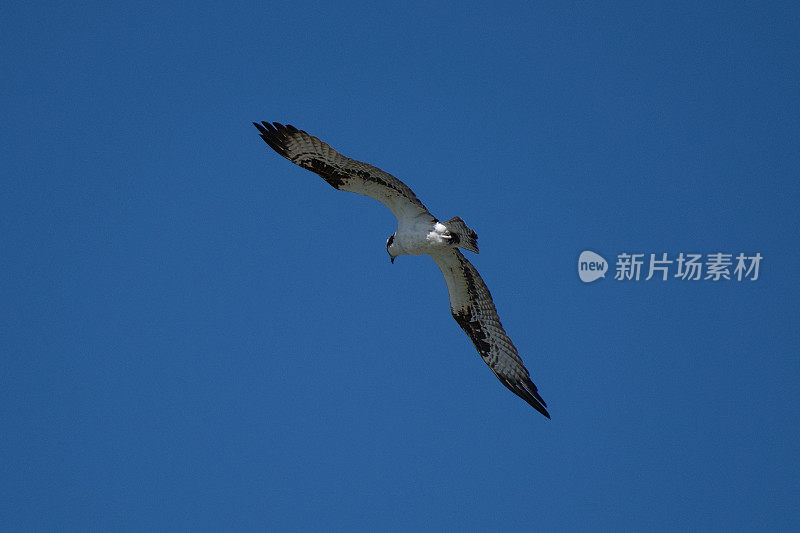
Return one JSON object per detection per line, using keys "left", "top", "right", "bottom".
{"left": 253, "top": 122, "right": 433, "bottom": 221}
{"left": 430, "top": 249, "right": 550, "bottom": 418}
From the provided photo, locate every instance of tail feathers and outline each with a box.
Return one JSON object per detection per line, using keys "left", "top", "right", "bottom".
{"left": 444, "top": 217, "right": 479, "bottom": 253}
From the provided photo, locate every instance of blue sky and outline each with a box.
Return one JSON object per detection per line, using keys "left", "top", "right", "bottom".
{"left": 2, "top": 1, "right": 799, "bottom": 530}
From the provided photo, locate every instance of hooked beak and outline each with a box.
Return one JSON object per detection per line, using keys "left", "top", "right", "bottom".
{"left": 390, "top": 256, "right": 395, "bottom": 264}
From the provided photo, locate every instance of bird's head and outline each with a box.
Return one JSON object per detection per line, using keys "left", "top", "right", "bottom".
{"left": 386, "top": 233, "right": 398, "bottom": 264}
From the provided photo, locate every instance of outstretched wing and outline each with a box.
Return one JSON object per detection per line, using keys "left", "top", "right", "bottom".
{"left": 254, "top": 122, "right": 433, "bottom": 221}
{"left": 430, "top": 248, "right": 550, "bottom": 418}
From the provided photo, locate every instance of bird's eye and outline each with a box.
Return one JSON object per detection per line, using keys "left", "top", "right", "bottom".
{"left": 387, "top": 235, "right": 394, "bottom": 247}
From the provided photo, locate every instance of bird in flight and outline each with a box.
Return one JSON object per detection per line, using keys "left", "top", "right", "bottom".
{"left": 253, "top": 122, "right": 550, "bottom": 418}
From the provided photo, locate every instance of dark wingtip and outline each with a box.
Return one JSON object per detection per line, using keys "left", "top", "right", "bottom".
{"left": 528, "top": 396, "right": 551, "bottom": 419}
{"left": 253, "top": 121, "right": 292, "bottom": 158}
{"left": 496, "top": 375, "right": 550, "bottom": 419}
{"left": 526, "top": 383, "right": 550, "bottom": 419}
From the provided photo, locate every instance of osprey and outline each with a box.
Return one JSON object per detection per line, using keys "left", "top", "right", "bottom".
{"left": 253, "top": 122, "right": 550, "bottom": 418}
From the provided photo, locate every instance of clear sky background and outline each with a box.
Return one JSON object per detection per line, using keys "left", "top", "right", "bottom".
{"left": 2, "top": 1, "right": 799, "bottom": 530}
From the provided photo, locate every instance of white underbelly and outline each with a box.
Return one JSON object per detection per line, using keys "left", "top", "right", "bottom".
{"left": 396, "top": 221, "right": 449, "bottom": 255}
